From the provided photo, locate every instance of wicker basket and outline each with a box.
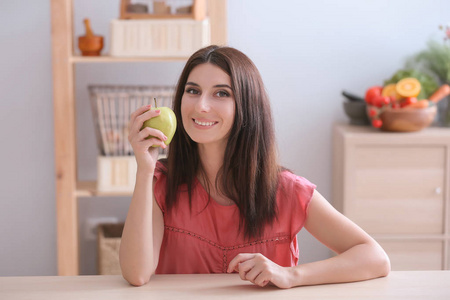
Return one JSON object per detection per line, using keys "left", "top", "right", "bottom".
{"left": 89, "top": 85, "right": 175, "bottom": 157}
{"left": 89, "top": 85, "right": 174, "bottom": 192}
{"left": 97, "top": 223, "right": 124, "bottom": 275}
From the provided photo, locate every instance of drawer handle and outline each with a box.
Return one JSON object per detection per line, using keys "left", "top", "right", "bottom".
{"left": 435, "top": 187, "right": 442, "bottom": 195}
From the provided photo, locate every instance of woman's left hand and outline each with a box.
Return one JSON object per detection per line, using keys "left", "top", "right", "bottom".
{"left": 227, "top": 253, "right": 294, "bottom": 288}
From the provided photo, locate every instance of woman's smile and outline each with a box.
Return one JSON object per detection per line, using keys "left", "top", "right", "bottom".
{"left": 193, "top": 118, "right": 219, "bottom": 128}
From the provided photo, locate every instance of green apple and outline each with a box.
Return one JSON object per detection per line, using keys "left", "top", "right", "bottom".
{"left": 141, "top": 102, "right": 177, "bottom": 148}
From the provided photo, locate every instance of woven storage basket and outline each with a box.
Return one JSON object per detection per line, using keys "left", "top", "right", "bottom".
{"left": 97, "top": 223, "right": 124, "bottom": 275}
{"left": 89, "top": 85, "right": 174, "bottom": 157}
{"left": 89, "top": 85, "right": 174, "bottom": 192}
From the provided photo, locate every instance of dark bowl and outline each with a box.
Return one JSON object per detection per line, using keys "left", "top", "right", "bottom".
{"left": 343, "top": 101, "right": 370, "bottom": 125}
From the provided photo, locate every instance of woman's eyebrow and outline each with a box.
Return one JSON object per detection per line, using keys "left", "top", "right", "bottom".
{"left": 185, "top": 82, "right": 232, "bottom": 89}
{"left": 214, "top": 84, "right": 232, "bottom": 89}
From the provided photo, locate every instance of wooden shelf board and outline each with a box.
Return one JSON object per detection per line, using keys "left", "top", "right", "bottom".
{"left": 76, "top": 181, "right": 133, "bottom": 197}
{"left": 120, "top": 14, "right": 194, "bottom": 19}
{"left": 70, "top": 55, "right": 189, "bottom": 63}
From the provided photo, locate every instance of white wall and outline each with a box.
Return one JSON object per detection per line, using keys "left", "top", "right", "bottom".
{"left": 0, "top": 0, "right": 448, "bottom": 275}
{"left": 0, "top": 0, "right": 55, "bottom": 275}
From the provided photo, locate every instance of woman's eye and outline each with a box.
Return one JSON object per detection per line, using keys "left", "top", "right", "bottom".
{"left": 216, "top": 90, "right": 230, "bottom": 97}
{"left": 185, "top": 88, "right": 199, "bottom": 95}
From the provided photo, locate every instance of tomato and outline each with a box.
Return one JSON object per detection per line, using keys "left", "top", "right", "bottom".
{"left": 372, "top": 95, "right": 390, "bottom": 108}
{"left": 389, "top": 95, "right": 398, "bottom": 103}
{"left": 400, "top": 97, "right": 417, "bottom": 108}
{"left": 391, "top": 102, "right": 401, "bottom": 109}
{"left": 372, "top": 119, "right": 383, "bottom": 128}
{"left": 381, "top": 96, "right": 391, "bottom": 106}
{"left": 368, "top": 108, "right": 378, "bottom": 117}
{"left": 365, "top": 86, "right": 383, "bottom": 105}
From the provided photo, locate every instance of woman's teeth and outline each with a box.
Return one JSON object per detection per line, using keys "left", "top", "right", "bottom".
{"left": 194, "top": 119, "right": 216, "bottom": 126}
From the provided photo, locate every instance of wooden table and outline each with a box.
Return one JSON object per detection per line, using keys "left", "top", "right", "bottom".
{"left": 1, "top": 271, "right": 449, "bottom": 299}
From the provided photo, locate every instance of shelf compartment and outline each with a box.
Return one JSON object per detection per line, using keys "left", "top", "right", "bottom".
{"left": 77, "top": 153, "right": 167, "bottom": 197}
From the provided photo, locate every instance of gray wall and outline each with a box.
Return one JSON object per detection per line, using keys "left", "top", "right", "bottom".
{"left": 1, "top": 0, "right": 449, "bottom": 275}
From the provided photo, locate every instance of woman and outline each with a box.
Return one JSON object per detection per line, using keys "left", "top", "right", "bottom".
{"left": 119, "top": 45, "right": 390, "bottom": 288}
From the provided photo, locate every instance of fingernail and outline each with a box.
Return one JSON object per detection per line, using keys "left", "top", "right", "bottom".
{"left": 163, "top": 136, "right": 168, "bottom": 140}
{"left": 147, "top": 105, "right": 152, "bottom": 108}
{"left": 155, "top": 110, "right": 161, "bottom": 113}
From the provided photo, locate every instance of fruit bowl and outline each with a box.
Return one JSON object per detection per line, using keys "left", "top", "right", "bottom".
{"left": 367, "top": 105, "right": 437, "bottom": 132}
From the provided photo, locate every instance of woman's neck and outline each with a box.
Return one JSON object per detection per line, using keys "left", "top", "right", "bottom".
{"left": 197, "top": 141, "right": 235, "bottom": 206}
{"left": 197, "top": 142, "right": 226, "bottom": 183}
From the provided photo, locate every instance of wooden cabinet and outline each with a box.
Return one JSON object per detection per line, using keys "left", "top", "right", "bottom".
{"left": 333, "top": 124, "right": 450, "bottom": 270}
{"left": 50, "top": 0, "right": 227, "bottom": 275}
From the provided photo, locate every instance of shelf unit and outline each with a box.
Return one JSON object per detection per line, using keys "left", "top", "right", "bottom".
{"left": 50, "top": 0, "right": 227, "bottom": 276}
{"left": 332, "top": 124, "right": 450, "bottom": 270}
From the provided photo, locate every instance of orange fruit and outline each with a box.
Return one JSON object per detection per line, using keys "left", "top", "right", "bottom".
{"left": 395, "top": 78, "right": 421, "bottom": 98}
{"left": 382, "top": 83, "right": 402, "bottom": 101}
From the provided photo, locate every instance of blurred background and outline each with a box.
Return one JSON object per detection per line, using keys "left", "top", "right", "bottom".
{"left": 0, "top": 0, "right": 449, "bottom": 275}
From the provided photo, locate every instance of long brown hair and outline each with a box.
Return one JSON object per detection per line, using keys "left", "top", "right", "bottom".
{"left": 159, "top": 45, "right": 280, "bottom": 239}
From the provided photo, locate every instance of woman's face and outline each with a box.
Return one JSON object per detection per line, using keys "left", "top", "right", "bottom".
{"left": 181, "top": 63, "right": 235, "bottom": 147}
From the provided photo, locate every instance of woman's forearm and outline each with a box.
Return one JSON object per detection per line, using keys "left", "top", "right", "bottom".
{"left": 289, "top": 241, "right": 390, "bottom": 287}
{"left": 119, "top": 170, "right": 156, "bottom": 286}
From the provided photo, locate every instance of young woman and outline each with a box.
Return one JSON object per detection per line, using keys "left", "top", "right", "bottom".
{"left": 119, "top": 45, "right": 390, "bottom": 288}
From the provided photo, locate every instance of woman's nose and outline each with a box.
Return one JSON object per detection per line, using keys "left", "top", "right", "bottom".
{"left": 195, "top": 95, "right": 210, "bottom": 112}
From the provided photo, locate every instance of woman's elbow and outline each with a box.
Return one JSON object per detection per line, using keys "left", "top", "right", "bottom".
{"left": 378, "top": 254, "right": 391, "bottom": 277}
{"left": 123, "top": 273, "right": 152, "bottom": 287}
{"left": 372, "top": 246, "right": 391, "bottom": 278}
{"left": 120, "top": 264, "right": 155, "bottom": 287}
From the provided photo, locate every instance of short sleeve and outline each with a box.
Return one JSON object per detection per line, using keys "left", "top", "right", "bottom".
{"left": 153, "top": 160, "right": 168, "bottom": 213}
{"left": 289, "top": 173, "right": 317, "bottom": 238}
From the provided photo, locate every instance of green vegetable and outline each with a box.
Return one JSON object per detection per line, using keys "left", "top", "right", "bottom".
{"left": 384, "top": 69, "right": 439, "bottom": 100}
{"left": 414, "top": 40, "right": 450, "bottom": 84}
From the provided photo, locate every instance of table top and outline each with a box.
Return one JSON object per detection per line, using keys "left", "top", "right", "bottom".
{"left": 1, "top": 271, "right": 450, "bottom": 299}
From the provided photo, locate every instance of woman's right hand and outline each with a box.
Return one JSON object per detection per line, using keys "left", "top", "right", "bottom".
{"left": 128, "top": 105, "right": 168, "bottom": 172}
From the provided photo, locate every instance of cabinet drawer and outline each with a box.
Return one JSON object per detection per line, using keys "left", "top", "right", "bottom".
{"left": 345, "top": 146, "right": 445, "bottom": 234}
{"left": 378, "top": 240, "right": 443, "bottom": 270}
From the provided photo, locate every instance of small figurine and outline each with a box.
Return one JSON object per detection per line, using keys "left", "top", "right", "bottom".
{"left": 78, "top": 18, "right": 104, "bottom": 56}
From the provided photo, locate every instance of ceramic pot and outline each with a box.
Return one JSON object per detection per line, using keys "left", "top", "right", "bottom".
{"left": 78, "top": 36, "right": 104, "bottom": 56}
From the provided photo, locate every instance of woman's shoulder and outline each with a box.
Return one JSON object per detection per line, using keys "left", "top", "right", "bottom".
{"left": 276, "top": 169, "right": 317, "bottom": 238}
{"left": 277, "top": 169, "right": 317, "bottom": 209}
{"left": 154, "top": 159, "right": 168, "bottom": 181}
{"left": 278, "top": 168, "right": 316, "bottom": 191}
{"left": 153, "top": 159, "right": 169, "bottom": 212}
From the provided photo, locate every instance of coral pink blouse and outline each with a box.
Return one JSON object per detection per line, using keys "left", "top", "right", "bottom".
{"left": 153, "top": 161, "right": 316, "bottom": 274}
